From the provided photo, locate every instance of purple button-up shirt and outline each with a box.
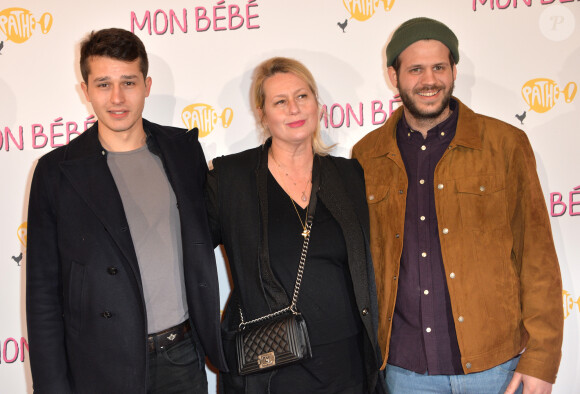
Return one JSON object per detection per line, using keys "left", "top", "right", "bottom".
{"left": 387, "top": 99, "right": 464, "bottom": 375}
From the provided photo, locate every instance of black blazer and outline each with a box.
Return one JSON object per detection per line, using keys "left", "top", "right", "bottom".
{"left": 206, "top": 140, "right": 384, "bottom": 393}
{"left": 26, "top": 120, "right": 227, "bottom": 394}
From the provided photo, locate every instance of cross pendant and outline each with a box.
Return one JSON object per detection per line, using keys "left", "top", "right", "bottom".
{"left": 301, "top": 229, "right": 310, "bottom": 238}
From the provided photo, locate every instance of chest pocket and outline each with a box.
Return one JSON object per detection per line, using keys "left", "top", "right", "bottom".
{"left": 366, "top": 184, "right": 390, "bottom": 204}
{"left": 365, "top": 184, "right": 391, "bottom": 240}
{"left": 455, "top": 175, "right": 508, "bottom": 230}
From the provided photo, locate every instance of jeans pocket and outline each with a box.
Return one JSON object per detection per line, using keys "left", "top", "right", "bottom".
{"left": 162, "top": 337, "right": 199, "bottom": 367}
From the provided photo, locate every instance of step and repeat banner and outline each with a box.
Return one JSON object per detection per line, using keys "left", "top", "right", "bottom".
{"left": 1, "top": 1, "right": 578, "bottom": 392}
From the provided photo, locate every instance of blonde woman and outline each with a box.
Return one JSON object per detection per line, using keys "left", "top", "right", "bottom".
{"left": 206, "top": 57, "right": 384, "bottom": 393}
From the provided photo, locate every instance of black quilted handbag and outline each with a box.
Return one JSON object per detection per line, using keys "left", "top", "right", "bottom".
{"left": 235, "top": 218, "right": 314, "bottom": 375}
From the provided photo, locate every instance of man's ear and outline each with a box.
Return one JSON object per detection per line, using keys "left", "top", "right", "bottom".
{"left": 81, "top": 82, "right": 91, "bottom": 102}
{"left": 145, "top": 76, "right": 152, "bottom": 97}
{"left": 387, "top": 66, "right": 398, "bottom": 89}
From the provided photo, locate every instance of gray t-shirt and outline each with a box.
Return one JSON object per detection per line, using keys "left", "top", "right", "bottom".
{"left": 107, "top": 145, "right": 188, "bottom": 334}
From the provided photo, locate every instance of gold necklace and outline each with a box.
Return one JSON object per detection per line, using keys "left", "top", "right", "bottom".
{"left": 290, "top": 198, "right": 310, "bottom": 238}
{"left": 270, "top": 151, "right": 312, "bottom": 202}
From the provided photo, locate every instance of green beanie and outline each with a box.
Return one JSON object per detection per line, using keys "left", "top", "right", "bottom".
{"left": 386, "top": 17, "right": 459, "bottom": 67}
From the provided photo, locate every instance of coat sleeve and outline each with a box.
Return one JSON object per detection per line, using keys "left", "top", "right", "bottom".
{"left": 508, "top": 130, "right": 563, "bottom": 383}
{"left": 26, "top": 159, "right": 74, "bottom": 393}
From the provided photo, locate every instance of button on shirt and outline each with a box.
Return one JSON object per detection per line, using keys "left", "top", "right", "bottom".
{"left": 387, "top": 99, "right": 464, "bottom": 375}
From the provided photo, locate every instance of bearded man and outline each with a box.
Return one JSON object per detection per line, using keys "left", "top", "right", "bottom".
{"left": 353, "top": 17, "right": 563, "bottom": 394}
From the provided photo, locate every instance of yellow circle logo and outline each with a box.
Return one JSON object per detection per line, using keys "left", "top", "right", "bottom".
{"left": 0, "top": 8, "right": 53, "bottom": 44}
{"left": 342, "top": 0, "right": 395, "bottom": 22}
{"left": 181, "top": 103, "right": 233, "bottom": 137}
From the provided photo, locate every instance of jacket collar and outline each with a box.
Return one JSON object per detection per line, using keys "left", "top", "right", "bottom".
{"left": 449, "top": 98, "right": 483, "bottom": 150}
{"left": 369, "top": 96, "right": 482, "bottom": 158}
{"left": 368, "top": 105, "right": 403, "bottom": 158}
{"left": 61, "top": 118, "right": 180, "bottom": 161}
{"left": 61, "top": 121, "right": 103, "bottom": 161}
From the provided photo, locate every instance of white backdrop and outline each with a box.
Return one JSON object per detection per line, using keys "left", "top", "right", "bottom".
{"left": 1, "top": 1, "right": 578, "bottom": 392}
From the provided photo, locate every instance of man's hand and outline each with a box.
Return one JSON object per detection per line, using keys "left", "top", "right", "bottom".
{"left": 504, "top": 372, "right": 552, "bottom": 394}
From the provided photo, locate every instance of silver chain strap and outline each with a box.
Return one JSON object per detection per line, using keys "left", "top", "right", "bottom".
{"left": 239, "top": 218, "right": 313, "bottom": 330}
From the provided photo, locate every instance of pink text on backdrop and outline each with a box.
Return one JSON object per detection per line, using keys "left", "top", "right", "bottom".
{"left": 319, "top": 96, "right": 402, "bottom": 129}
{"left": 550, "top": 185, "right": 580, "bottom": 217}
{"left": 473, "top": 0, "right": 578, "bottom": 11}
{"left": 0, "top": 115, "right": 95, "bottom": 151}
{"left": 0, "top": 337, "right": 28, "bottom": 364}
{"left": 131, "top": 0, "right": 260, "bottom": 35}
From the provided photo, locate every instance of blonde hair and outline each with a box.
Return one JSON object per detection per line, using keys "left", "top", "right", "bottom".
{"left": 251, "top": 57, "right": 332, "bottom": 155}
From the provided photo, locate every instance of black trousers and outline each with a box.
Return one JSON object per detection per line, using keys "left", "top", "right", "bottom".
{"left": 148, "top": 330, "right": 208, "bottom": 393}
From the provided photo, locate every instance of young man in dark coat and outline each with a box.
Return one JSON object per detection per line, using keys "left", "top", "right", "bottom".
{"left": 26, "top": 28, "right": 227, "bottom": 393}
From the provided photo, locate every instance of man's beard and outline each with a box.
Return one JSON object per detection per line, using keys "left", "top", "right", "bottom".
{"left": 398, "top": 81, "right": 454, "bottom": 120}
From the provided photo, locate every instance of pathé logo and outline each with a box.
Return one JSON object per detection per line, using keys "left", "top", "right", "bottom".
{"left": 521, "top": 78, "right": 576, "bottom": 113}
{"left": 17, "top": 222, "right": 27, "bottom": 247}
{"left": 181, "top": 103, "right": 233, "bottom": 137}
{"left": 563, "top": 290, "right": 580, "bottom": 320}
{"left": 342, "top": 0, "right": 395, "bottom": 22}
{"left": 0, "top": 7, "right": 53, "bottom": 47}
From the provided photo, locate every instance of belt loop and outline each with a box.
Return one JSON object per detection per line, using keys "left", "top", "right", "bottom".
{"left": 154, "top": 334, "right": 164, "bottom": 353}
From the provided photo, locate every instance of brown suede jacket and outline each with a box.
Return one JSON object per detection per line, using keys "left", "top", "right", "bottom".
{"left": 352, "top": 97, "right": 563, "bottom": 383}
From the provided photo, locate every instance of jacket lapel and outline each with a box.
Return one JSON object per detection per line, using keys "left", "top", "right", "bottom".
{"left": 450, "top": 97, "right": 484, "bottom": 150}
{"left": 146, "top": 121, "right": 201, "bottom": 200}
{"left": 317, "top": 157, "right": 375, "bottom": 341}
{"left": 317, "top": 158, "right": 371, "bottom": 303}
{"left": 59, "top": 125, "right": 140, "bottom": 276}
{"left": 370, "top": 106, "right": 406, "bottom": 172}
{"left": 257, "top": 140, "right": 291, "bottom": 309}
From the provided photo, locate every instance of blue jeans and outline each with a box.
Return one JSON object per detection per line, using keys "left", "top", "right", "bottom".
{"left": 148, "top": 331, "right": 208, "bottom": 393}
{"left": 386, "top": 356, "right": 522, "bottom": 394}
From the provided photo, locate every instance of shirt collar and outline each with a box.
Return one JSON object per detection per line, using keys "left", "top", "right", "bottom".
{"left": 398, "top": 99, "right": 459, "bottom": 144}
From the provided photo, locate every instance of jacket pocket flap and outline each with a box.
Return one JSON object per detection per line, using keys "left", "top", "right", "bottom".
{"left": 455, "top": 175, "right": 505, "bottom": 195}
{"left": 366, "top": 184, "right": 390, "bottom": 204}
